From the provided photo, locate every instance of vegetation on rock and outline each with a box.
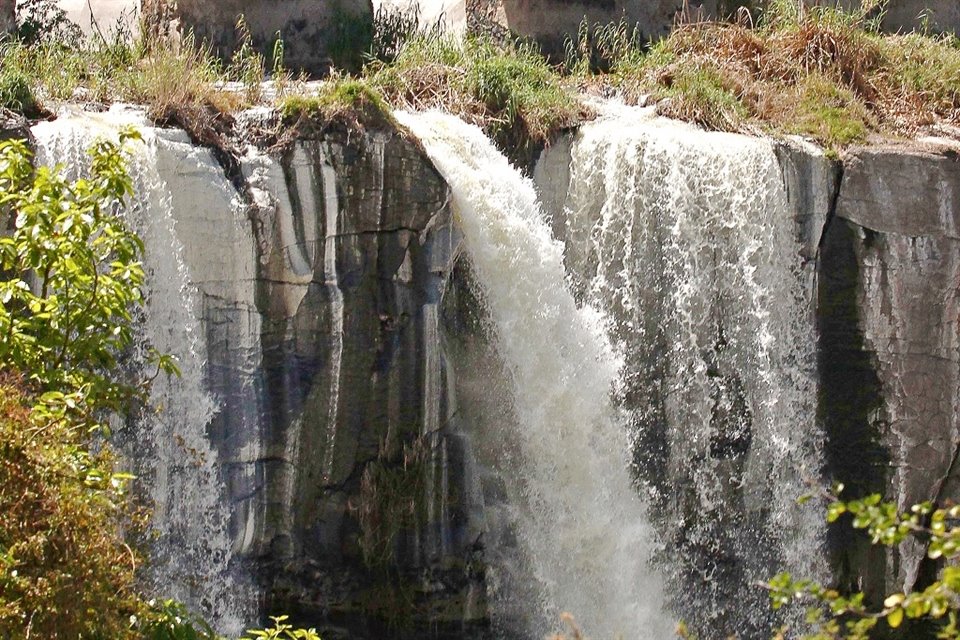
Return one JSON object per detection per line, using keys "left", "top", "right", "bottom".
{"left": 2, "top": 0, "right": 958, "bottom": 154}
{"left": 570, "top": 0, "right": 960, "bottom": 148}
{"left": 0, "top": 129, "right": 151, "bottom": 637}
{"left": 368, "top": 35, "right": 582, "bottom": 150}
{"left": 765, "top": 486, "right": 960, "bottom": 639}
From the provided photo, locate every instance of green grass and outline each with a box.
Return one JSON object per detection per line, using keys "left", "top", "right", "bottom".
{"left": 0, "top": 68, "right": 39, "bottom": 116}
{"left": 787, "top": 74, "right": 870, "bottom": 148}
{"left": 369, "top": 35, "right": 580, "bottom": 150}
{"left": 279, "top": 77, "right": 393, "bottom": 129}
{"left": 2, "top": 2, "right": 959, "bottom": 155}
{"left": 587, "top": 1, "right": 960, "bottom": 148}
{"left": 654, "top": 61, "right": 749, "bottom": 132}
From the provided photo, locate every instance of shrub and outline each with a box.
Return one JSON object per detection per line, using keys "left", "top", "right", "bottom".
{"left": 0, "top": 132, "right": 153, "bottom": 638}
{"left": 767, "top": 485, "right": 960, "bottom": 639}
{"left": 0, "top": 378, "right": 146, "bottom": 639}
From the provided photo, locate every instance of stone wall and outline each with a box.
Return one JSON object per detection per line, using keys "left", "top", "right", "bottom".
{"left": 148, "top": 0, "right": 373, "bottom": 74}
{"left": 1, "top": 0, "right": 14, "bottom": 34}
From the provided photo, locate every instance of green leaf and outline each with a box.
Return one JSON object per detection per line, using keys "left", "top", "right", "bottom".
{"left": 887, "top": 607, "right": 904, "bottom": 628}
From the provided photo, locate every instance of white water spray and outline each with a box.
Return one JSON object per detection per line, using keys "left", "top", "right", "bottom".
{"left": 32, "top": 107, "right": 254, "bottom": 635}
{"left": 395, "top": 110, "right": 672, "bottom": 639}
{"left": 552, "top": 103, "right": 826, "bottom": 633}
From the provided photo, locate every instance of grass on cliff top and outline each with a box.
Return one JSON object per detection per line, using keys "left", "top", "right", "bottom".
{"left": 275, "top": 33, "right": 582, "bottom": 153}
{"left": 367, "top": 35, "right": 582, "bottom": 150}
{"left": 575, "top": 0, "right": 960, "bottom": 148}
{"left": 3, "top": 0, "right": 960, "bottom": 155}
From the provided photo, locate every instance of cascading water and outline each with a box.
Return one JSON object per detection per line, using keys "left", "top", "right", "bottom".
{"left": 541, "top": 103, "right": 827, "bottom": 636}
{"left": 32, "top": 107, "right": 254, "bottom": 635}
{"left": 395, "top": 110, "right": 673, "bottom": 639}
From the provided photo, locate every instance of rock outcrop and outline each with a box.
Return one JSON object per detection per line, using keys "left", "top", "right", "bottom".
{"left": 0, "top": 0, "right": 14, "bottom": 35}
{"left": 819, "top": 141, "right": 960, "bottom": 600}
{"left": 808, "top": 0, "right": 960, "bottom": 35}
{"left": 117, "top": 113, "right": 485, "bottom": 636}
{"left": 145, "top": 0, "right": 373, "bottom": 74}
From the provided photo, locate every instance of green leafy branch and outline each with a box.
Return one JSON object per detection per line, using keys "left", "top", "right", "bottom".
{"left": 766, "top": 484, "right": 960, "bottom": 639}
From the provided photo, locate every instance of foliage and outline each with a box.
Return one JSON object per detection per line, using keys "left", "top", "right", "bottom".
{"left": 564, "top": 19, "right": 644, "bottom": 76}
{"left": 0, "top": 378, "right": 146, "bottom": 638}
{"left": 0, "top": 134, "right": 153, "bottom": 638}
{"left": 243, "top": 616, "right": 321, "bottom": 640}
{"left": 15, "top": 0, "right": 82, "bottom": 46}
{"left": 367, "top": 4, "right": 443, "bottom": 65}
{"left": 228, "top": 16, "right": 266, "bottom": 103}
{"left": 0, "top": 19, "right": 241, "bottom": 122}
{"left": 781, "top": 74, "right": 870, "bottom": 149}
{"left": 0, "top": 69, "right": 39, "bottom": 117}
{"left": 652, "top": 61, "right": 748, "bottom": 132}
{"left": 138, "top": 602, "right": 324, "bottom": 640}
{"left": 0, "top": 112, "right": 321, "bottom": 640}
{"left": 370, "top": 35, "right": 581, "bottom": 150}
{"left": 0, "top": 130, "right": 183, "bottom": 421}
{"left": 766, "top": 485, "right": 960, "bottom": 639}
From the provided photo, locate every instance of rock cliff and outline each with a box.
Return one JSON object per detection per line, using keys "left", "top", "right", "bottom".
{"left": 13, "top": 98, "right": 960, "bottom": 638}
{"left": 104, "top": 111, "right": 485, "bottom": 636}
{"left": 534, "top": 116, "right": 960, "bottom": 636}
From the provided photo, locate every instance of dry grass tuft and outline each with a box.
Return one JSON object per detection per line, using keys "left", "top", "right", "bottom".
{"left": 592, "top": 2, "right": 960, "bottom": 149}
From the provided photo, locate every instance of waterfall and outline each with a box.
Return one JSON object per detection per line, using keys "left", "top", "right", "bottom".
{"left": 547, "top": 103, "right": 827, "bottom": 635}
{"left": 32, "top": 107, "right": 254, "bottom": 635}
{"left": 395, "top": 110, "right": 672, "bottom": 639}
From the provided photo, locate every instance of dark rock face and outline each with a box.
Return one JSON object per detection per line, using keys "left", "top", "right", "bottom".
{"left": 155, "top": 118, "right": 488, "bottom": 636}
{"left": 534, "top": 124, "right": 960, "bottom": 637}
{"left": 820, "top": 144, "right": 960, "bottom": 596}
{"left": 246, "top": 128, "right": 491, "bottom": 637}
{"left": 126, "top": 106, "right": 960, "bottom": 638}
{"left": 247, "top": 129, "right": 484, "bottom": 637}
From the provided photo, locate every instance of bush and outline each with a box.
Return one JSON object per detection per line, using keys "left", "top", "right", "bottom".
{"left": 767, "top": 485, "right": 960, "bottom": 639}
{"left": 0, "top": 132, "right": 152, "bottom": 637}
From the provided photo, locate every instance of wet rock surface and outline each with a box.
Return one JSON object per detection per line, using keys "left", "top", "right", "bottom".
{"left": 822, "top": 143, "right": 960, "bottom": 597}
{"left": 26, "top": 98, "right": 959, "bottom": 638}
{"left": 148, "top": 115, "right": 488, "bottom": 636}
{"left": 535, "top": 124, "right": 960, "bottom": 637}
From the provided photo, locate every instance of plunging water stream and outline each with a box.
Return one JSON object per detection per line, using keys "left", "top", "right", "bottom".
{"left": 539, "top": 103, "right": 827, "bottom": 635}
{"left": 395, "top": 109, "right": 673, "bottom": 639}
{"left": 32, "top": 108, "right": 253, "bottom": 635}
